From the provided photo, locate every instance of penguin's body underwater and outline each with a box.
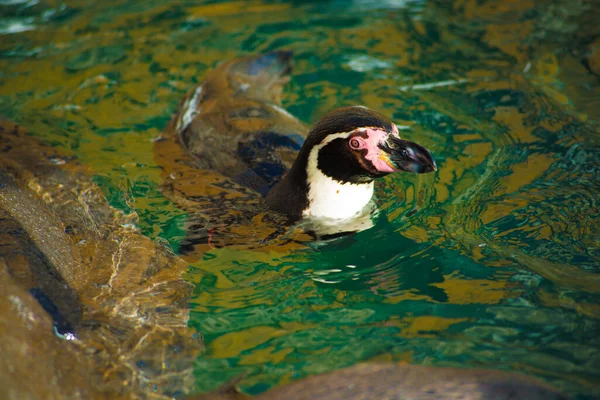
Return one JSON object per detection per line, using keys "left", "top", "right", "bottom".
{"left": 160, "top": 51, "right": 436, "bottom": 250}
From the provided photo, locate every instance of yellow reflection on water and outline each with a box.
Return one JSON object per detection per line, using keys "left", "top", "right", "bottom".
{"left": 431, "top": 273, "right": 514, "bottom": 304}
{"left": 401, "top": 316, "right": 470, "bottom": 338}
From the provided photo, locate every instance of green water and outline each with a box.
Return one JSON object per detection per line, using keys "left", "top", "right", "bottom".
{"left": 1, "top": 0, "right": 600, "bottom": 399}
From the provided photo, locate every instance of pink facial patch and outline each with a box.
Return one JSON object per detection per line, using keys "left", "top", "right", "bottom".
{"left": 361, "top": 127, "right": 397, "bottom": 173}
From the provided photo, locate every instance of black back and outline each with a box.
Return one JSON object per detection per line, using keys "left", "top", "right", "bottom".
{"left": 234, "top": 131, "right": 304, "bottom": 196}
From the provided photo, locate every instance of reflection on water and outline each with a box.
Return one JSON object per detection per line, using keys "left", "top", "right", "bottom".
{"left": 1, "top": 0, "right": 599, "bottom": 398}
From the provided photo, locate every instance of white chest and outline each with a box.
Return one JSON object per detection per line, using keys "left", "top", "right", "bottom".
{"left": 303, "top": 169, "right": 374, "bottom": 220}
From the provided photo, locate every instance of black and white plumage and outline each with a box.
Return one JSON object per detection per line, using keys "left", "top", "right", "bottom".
{"left": 266, "top": 106, "right": 437, "bottom": 222}
{"left": 164, "top": 52, "right": 437, "bottom": 246}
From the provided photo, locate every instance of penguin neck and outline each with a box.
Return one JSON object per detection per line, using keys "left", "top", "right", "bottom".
{"left": 264, "top": 151, "right": 310, "bottom": 221}
{"left": 266, "top": 145, "right": 375, "bottom": 222}
{"left": 303, "top": 148, "right": 374, "bottom": 220}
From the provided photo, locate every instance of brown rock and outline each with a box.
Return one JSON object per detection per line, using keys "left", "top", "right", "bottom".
{"left": 189, "top": 363, "right": 568, "bottom": 400}
{"left": 0, "top": 263, "right": 118, "bottom": 400}
{"left": 0, "top": 120, "right": 203, "bottom": 399}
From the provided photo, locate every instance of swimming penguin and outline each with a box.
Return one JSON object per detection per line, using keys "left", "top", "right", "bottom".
{"left": 160, "top": 51, "right": 436, "bottom": 249}
{"left": 264, "top": 105, "right": 437, "bottom": 222}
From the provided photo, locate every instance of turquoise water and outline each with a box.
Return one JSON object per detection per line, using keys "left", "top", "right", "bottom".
{"left": 1, "top": 0, "right": 600, "bottom": 398}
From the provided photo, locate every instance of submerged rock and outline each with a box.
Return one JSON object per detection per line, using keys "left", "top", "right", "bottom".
{"left": 0, "top": 265, "right": 112, "bottom": 400}
{"left": 189, "top": 363, "right": 568, "bottom": 400}
{"left": 0, "top": 120, "right": 202, "bottom": 399}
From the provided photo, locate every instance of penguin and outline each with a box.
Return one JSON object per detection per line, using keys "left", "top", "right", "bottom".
{"left": 265, "top": 105, "right": 436, "bottom": 222}
{"left": 159, "top": 51, "right": 436, "bottom": 251}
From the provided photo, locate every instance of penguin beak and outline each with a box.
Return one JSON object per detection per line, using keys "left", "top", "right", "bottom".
{"left": 379, "top": 135, "right": 437, "bottom": 173}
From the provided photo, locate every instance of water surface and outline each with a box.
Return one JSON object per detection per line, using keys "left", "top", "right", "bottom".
{"left": 1, "top": 0, "right": 599, "bottom": 398}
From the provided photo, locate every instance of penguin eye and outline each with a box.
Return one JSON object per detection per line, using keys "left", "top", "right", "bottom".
{"left": 349, "top": 138, "right": 362, "bottom": 149}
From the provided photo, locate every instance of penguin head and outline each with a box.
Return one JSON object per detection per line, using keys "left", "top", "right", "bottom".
{"left": 304, "top": 106, "right": 437, "bottom": 185}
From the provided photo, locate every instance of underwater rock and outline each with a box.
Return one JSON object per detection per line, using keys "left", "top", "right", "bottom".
{"left": 0, "top": 120, "right": 202, "bottom": 399}
{"left": 0, "top": 263, "right": 111, "bottom": 400}
{"left": 189, "top": 363, "right": 568, "bottom": 400}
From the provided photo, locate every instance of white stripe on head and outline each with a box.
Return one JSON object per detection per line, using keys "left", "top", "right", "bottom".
{"left": 303, "top": 131, "right": 375, "bottom": 220}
